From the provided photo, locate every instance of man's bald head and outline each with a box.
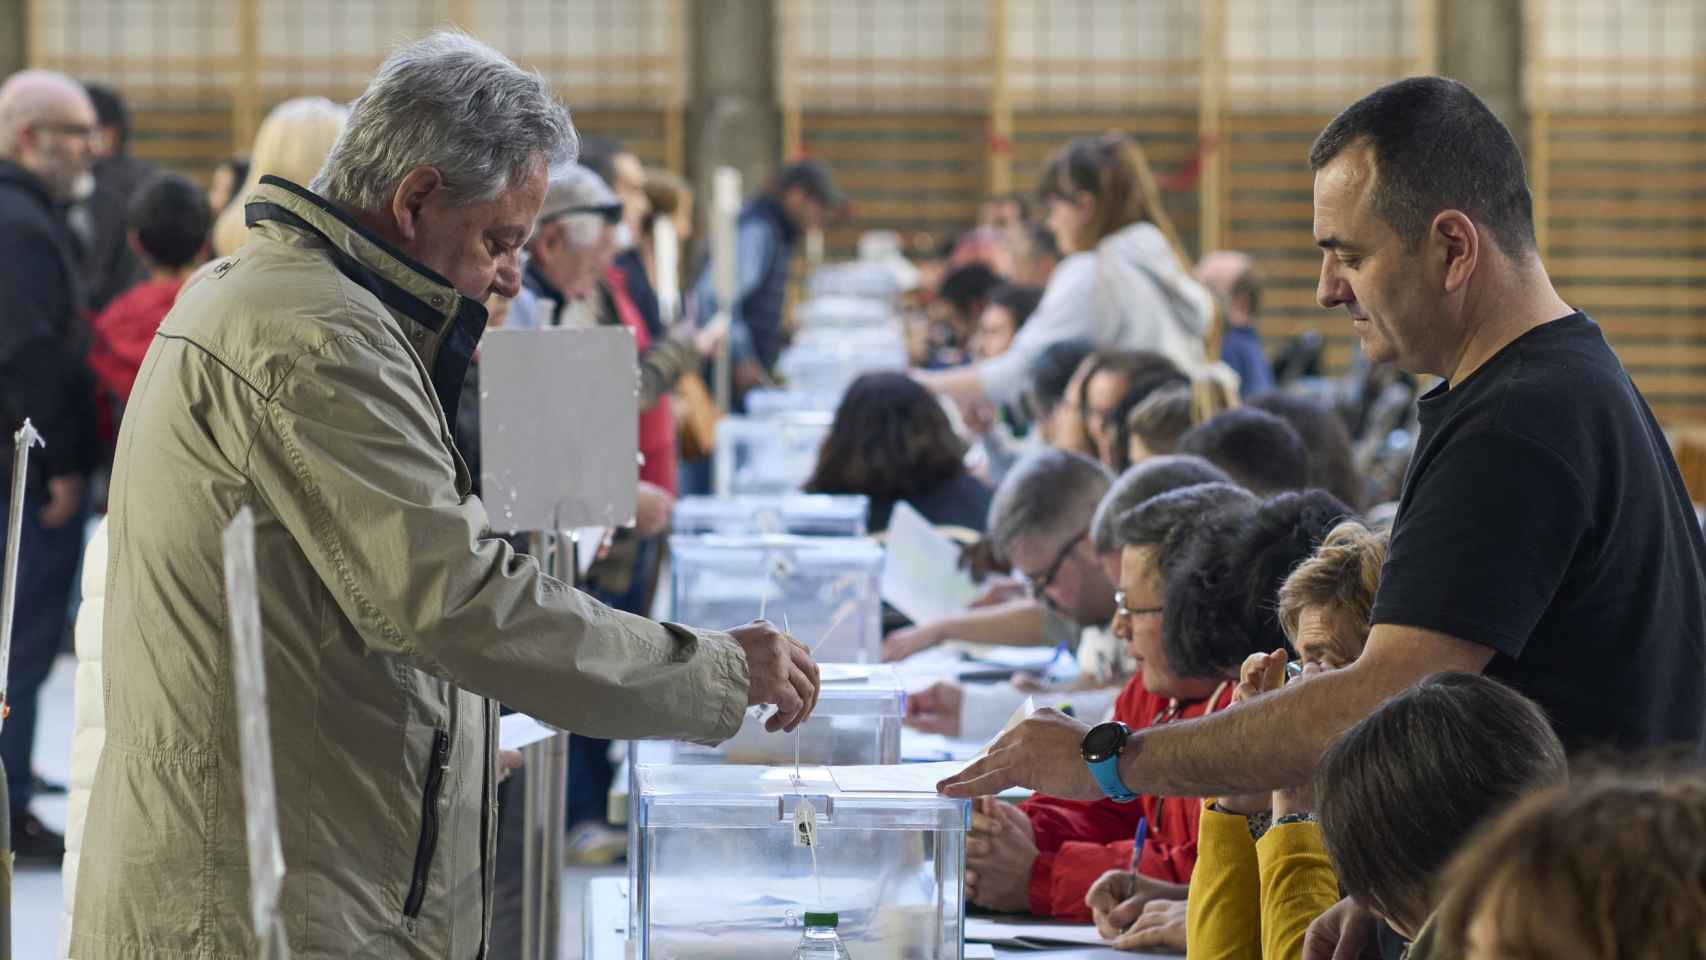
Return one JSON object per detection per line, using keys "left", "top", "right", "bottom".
{"left": 0, "top": 70, "right": 97, "bottom": 200}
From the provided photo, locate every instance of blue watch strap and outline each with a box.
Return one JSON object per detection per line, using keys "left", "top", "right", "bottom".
{"left": 1086, "top": 755, "right": 1138, "bottom": 803}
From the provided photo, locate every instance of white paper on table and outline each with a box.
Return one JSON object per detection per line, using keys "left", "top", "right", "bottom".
{"left": 499, "top": 713, "right": 559, "bottom": 751}
{"left": 880, "top": 501, "right": 979, "bottom": 625}
{"left": 819, "top": 664, "right": 874, "bottom": 683}
{"left": 963, "top": 945, "right": 996, "bottom": 960}
{"left": 829, "top": 760, "right": 967, "bottom": 793}
{"left": 963, "top": 918, "right": 1108, "bottom": 949}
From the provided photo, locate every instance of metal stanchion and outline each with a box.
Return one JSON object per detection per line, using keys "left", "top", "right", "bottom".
{"left": 0, "top": 421, "right": 45, "bottom": 960}
{"left": 519, "top": 530, "right": 575, "bottom": 960}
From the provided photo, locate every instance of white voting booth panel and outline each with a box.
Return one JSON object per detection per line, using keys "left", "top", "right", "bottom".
{"left": 669, "top": 534, "right": 884, "bottom": 664}
{"left": 631, "top": 765, "right": 968, "bottom": 960}
{"left": 479, "top": 326, "right": 640, "bottom": 960}
{"left": 712, "top": 414, "right": 832, "bottom": 497}
{"left": 672, "top": 494, "right": 869, "bottom": 537}
{"left": 478, "top": 327, "right": 638, "bottom": 533}
{"left": 631, "top": 664, "right": 905, "bottom": 770}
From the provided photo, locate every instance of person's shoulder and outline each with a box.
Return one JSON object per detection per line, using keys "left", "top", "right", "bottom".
{"left": 163, "top": 240, "right": 403, "bottom": 397}
{"left": 1482, "top": 314, "right": 1633, "bottom": 440}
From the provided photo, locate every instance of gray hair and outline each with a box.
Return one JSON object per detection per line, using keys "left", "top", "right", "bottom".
{"left": 1113, "top": 482, "right": 1255, "bottom": 577}
{"left": 311, "top": 32, "right": 578, "bottom": 212}
{"left": 536, "top": 165, "right": 617, "bottom": 247}
{"left": 1090, "top": 455, "right": 1230, "bottom": 554}
{"left": 988, "top": 450, "right": 1111, "bottom": 556}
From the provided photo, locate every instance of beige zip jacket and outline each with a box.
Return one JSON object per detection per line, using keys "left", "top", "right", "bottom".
{"left": 69, "top": 176, "right": 748, "bottom": 959}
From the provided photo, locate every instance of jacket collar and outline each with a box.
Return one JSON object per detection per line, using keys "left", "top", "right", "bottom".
{"left": 0, "top": 158, "right": 56, "bottom": 211}
{"left": 244, "top": 175, "right": 489, "bottom": 426}
{"left": 749, "top": 194, "right": 800, "bottom": 246}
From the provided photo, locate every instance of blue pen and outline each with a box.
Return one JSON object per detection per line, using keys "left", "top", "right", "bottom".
{"left": 1131, "top": 815, "right": 1149, "bottom": 871}
{"left": 1042, "top": 635, "right": 1070, "bottom": 675}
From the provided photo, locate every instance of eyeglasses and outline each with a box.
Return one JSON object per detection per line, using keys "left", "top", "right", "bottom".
{"left": 31, "top": 120, "right": 95, "bottom": 141}
{"left": 1113, "top": 589, "right": 1162, "bottom": 620}
{"left": 1019, "top": 529, "right": 1087, "bottom": 602}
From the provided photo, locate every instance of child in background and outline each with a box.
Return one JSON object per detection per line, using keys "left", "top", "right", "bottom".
{"left": 87, "top": 173, "right": 211, "bottom": 450}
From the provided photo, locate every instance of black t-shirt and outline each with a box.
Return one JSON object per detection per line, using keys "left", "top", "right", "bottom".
{"left": 1372, "top": 312, "right": 1706, "bottom": 756}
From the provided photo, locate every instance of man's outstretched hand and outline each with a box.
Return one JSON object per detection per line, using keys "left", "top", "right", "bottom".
{"left": 729, "top": 620, "right": 820, "bottom": 732}
{"left": 936, "top": 707, "right": 1102, "bottom": 799}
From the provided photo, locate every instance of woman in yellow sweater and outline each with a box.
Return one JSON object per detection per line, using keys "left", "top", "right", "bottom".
{"left": 1174, "top": 668, "right": 1567, "bottom": 960}
{"left": 1090, "top": 519, "right": 1384, "bottom": 952}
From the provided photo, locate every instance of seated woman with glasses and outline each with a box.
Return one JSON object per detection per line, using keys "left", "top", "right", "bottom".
{"left": 1037, "top": 491, "right": 1357, "bottom": 948}
{"left": 965, "top": 487, "right": 1350, "bottom": 950}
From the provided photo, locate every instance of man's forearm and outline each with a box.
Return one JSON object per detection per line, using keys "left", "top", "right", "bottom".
{"left": 1120, "top": 663, "right": 1403, "bottom": 798}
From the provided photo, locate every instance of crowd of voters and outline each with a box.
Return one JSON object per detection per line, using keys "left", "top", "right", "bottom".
{"left": 1, "top": 27, "right": 1705, "bottom": 960}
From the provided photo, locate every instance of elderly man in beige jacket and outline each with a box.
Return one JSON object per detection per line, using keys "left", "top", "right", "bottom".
{"left": 69, "top": 33, "right": 818, "bottom": 960}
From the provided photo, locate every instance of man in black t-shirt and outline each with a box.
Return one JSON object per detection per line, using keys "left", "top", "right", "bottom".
{"left": 935, "top": 75, "right": 1706, "bottom": 945}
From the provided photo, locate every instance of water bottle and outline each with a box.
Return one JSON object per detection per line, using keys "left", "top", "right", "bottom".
{"left": 793, "top": 911, "right": 853, "bottom": 959}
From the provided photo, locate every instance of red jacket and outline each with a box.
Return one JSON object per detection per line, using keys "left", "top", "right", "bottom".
{"left": 87, "top": 277, "right": 182, "bottom": 450}
{"left": 605, "top": 264, "right": 677, "bottom": 494}
{"left": 1022, "top": 675, "right": 1234, "bottom": 921}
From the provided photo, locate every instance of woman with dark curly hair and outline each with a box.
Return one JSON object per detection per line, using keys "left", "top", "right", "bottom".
{"left": 804, "top": 371, "right": 992, "bottom": 535}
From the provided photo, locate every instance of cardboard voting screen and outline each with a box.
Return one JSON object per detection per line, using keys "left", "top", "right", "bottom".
{"left": 478, "top": 327, "right": 639, "bottom": 533}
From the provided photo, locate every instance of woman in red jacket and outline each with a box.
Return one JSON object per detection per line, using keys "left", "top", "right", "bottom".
{"left": 966, "top": 486, "right": 1353, "bottom": 935}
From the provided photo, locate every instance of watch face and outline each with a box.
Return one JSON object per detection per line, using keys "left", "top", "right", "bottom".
{"left": 1081, "top": 721, "right": 1128, "bottom": 763}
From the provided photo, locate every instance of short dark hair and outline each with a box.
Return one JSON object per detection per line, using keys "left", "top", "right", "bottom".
{"left": 128, "top": 174, "right": 211, "bottom": 270}
{"left": 1246, "top": 392, "right": 1365, "bottom": 510}
{"left": 1113, "top": 482, "right": 1256, "bottom": 580}
{"left": 83, "top": 82, "right": 129, "bottom": 148}
{"left": 1126, "top": 384, "right": 1193, "bottom": 457}
{"left": 576, "top": 133, "right": 626, "bottom": 186}
{"left": 1230, "top": 268, "right": 1260, "bottom": 319}
{"left": 1092, "top": 455, "right": 1231, "bottom": 554}
{"left": 804, "top": 372, "right": 967, "bottom": 506}
{"left": 1162, "top": 489, "right": 1350, "bottom": 678}
{"left": 937, "top": 264, "right": 1003, "bottom": 318}
{"left": 1176, "top": 407, "right": 1308, "bottom": 496}
{"left": 1021, "top": 336, "right": 1096, "bottom": 423}
{"left": 1081, "top": 351, "right": 1189, "bottom": 465}
{"left": 1318, "top": 672, "right": 1568, "bottom": 934}
{"left": 988, "top": 283, "right": 1043, "bottom": 331}
{"left": 1309, "top": 76, "right": 1535, "bottom": 258}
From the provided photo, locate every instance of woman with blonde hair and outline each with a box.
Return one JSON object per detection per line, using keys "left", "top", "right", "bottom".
{"left": 918, "top": 132, "right": 1215, "bottom": 422}
{"left": 211, "top": 96, "right": 348, "bottom": 256}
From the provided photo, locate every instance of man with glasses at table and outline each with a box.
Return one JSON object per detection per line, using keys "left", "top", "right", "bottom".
{"left": 0, "top": 69, "right": 100, "bottom": 861}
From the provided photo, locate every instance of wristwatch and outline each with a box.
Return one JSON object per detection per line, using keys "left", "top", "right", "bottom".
{"left": 1080, "top": 721, "right": 1138, "bottom": 803}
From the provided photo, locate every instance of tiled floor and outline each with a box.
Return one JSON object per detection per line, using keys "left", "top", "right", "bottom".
{"left": 13, "top": 655, "right": 621, "bottom": 959}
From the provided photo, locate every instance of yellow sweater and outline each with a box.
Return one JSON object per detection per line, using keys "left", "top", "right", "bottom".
{"left": 1185, "top": 800, "right": 1344, "bottom": 960}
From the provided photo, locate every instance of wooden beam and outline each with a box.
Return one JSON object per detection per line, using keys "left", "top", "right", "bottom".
{"left": 664, "top": 0, "right": 687, "bottom": 173}
{"left": 234, "top": 0, "right": 260, "bottom": 155}
{"left": 1523, "top": 0, "right": 1550, "bottom": 257}
{"left": 778, "top": 0, "right": 802, "bottom": 160}
{"left": 986, "top": 0, "right": 1013, "bottom": 196}
{"left": 24, "top": 0, "right": 41, "bottom": 68}
{"left": 1413, "top": 0, "right": 1439, "bottom": 74}
{"left": 1198, "top": 0, "right": 1226, "bottom": 259}
{"left": 448, "top": 0, "right": 476, "bottom": 33}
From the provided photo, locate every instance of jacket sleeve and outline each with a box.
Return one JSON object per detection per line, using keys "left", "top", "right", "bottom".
{"left": 637, "top": 337, "right": 699, "bottom": 409}
{"left": 247, "top": 332, "right": 750, "bottom": 744}
{"left": 1255, "top": 822, "right": 1342, "bottom": 960}
{"left": 0, "top": 223, "right": 97, "bottom": 479}
{"left": 1029, "top": 840, "right": 1130, "bottom": 921}
{"left": 1022, "top": 792, "right": 1144, "bottom": 855}
{"left": 976, "top": 254, "right": 1097, "bottom": 407}
{"left": 1185, "top": 801, "right": 1262, "bottom": 960}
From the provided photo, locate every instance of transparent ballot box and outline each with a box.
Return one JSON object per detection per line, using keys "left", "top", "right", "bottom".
{"left": 713, "top": 414, "right": 832, "bottom": 497}
{"left": 632, "top": 664, "right": 905, "bottom": 770}
{"left": 631, "top": 764, "right": 968, "bottom": 960}
{"left": 744, "top": 386, "right": 843, "bottom": 418}
{"left": 672, "top": 494, "right": 870, "bottom": 537}
{"left": 669, "top": 534, "right": 884, "bottom": 663}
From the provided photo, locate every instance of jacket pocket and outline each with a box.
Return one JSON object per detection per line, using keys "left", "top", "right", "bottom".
{"left": 404, "top": 729, "right": 451, "bottom": 919}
